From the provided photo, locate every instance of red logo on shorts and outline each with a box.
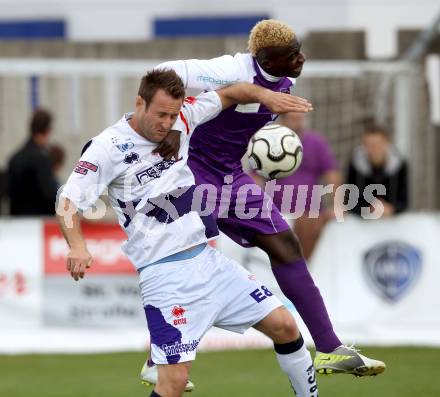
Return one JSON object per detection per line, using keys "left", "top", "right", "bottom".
{"left": 172, "top": 305, "right": 187, "bottom": 326}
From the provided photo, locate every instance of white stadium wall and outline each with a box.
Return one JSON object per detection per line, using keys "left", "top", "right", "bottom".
{"left": 1, "top": 214, "right": 440, "bottom": 354}
{"left": 0, "top": 0, "right": 439, "bottom": 58}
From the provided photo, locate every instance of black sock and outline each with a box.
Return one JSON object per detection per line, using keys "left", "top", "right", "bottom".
{"left": 150, "top": 391, "right": 162, "bottom": 397}
{"left": 274, "top": 335, "right": 304, "bottom": 355}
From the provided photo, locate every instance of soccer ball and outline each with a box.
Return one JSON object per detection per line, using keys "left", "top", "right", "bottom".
{"left": 247, "top": 124, "right": 303, "bottom": 179}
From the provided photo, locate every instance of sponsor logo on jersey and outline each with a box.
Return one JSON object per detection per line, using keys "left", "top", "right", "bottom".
{"left": 123, "top": 152, "right": 140, "bottom": 164}
{"left": 78, "top": 161, "right": 98, "bottom": 172}
{"left": 196, "top": 75, "right": 240, "bottom": 86}
{"left": 172, "top": 305, "right": 186, "bottom": 318}
{"left": 74, "top": 161, "right": 98, "bottom": 175}
{"left": 250, "top": 285, "right": 273, "bottom": 303}
{"left": 171, "top": 305, "right": 187, "bottom": 326}
{"left": 363, "top": 241, "right": 422, "bottom": 303}
{"left": 74, "top": 166, "right": 88, "bottom": 175}
{"left": 135, "top": 158, "right": 178, "bottom": 184}
{"left": 161, "top": 339, "right": 199, "bottom": 357}
{"left": 116, "top": 142, "right": 134, "bottom": 152}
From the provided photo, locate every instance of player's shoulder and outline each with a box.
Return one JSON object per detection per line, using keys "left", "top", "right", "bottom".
{"left": 80, "top": 119, "right": 126, "bottom": 159}
{"left": 215, "top": 52, "right": 249, "bottom": 66}
{"left": 303, "top": 130, "right": 332, "bottom": 148}
{"left": 183, "top": 90, "right": 221, "bottom": 109}
{"left": 184, "top": 91, "right": 220, "bottom": 106}
{"left": 180, "top": 91, "right": 222, "bottom": 131}
{"left": 233, "top": 53, "right": 257, "bottom": 82}
{"left": 209, "top": 52, "right": 255, "bottom": 82}
{"left": 305, "top": 130, "right": 327, "bottom": 141}
{"left": 281, "top": 77, "right": 296, "bottom": 93}
{"left": 232, "top": 52, "right": 252, "bottom": 64}
{"left": 90, "top": 128, "right": 119, "bottom": 151}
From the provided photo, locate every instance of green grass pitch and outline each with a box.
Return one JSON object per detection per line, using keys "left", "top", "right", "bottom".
{"left": 0, "top": 347, "right": 438, "bottom": 396}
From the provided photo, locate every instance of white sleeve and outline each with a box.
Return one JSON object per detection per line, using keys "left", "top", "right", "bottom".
{"left": 180, "top": 91, "right": 222, "bottom": 133}
{"left": 156, "top": 55, "right": 244, "bottom": 91}
{"left": 60, "top": 140, "right": 116, "bottom": 212}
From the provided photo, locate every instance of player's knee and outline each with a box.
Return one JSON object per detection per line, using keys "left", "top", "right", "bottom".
{"left": 268, "top": 231, "right": 303, "bottom": 264}
{"left": 286, "top": 232, "right": 303, "bottom": 259}
{"left": 278, "top": 316, "right": 300, "bottom": 343}
{"left": 268, "top": 311, "right": 300, "bottom": 343}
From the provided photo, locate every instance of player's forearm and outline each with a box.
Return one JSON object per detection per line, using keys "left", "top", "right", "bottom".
{"left": 218, "top": 83, "right": 271, "bottom": 108}
{"left": 56, "top": 197, "right": 87, "bottom": 250}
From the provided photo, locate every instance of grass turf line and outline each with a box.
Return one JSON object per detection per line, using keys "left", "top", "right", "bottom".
{"left": 0, "top": 347, "right": 438, "bottom": 397}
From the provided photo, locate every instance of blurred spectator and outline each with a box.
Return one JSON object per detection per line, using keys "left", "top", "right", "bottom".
{"left": 7, "top": 108, "right": 59, "bottom": 216}
{"left": 49, "top": 143, "right": 66, "bottom": 187}
{"left": 254, "top": 113, "right": 342, "bottom": 259}
{"left": 346, "top": 124, "right": 408, "bottom": 217}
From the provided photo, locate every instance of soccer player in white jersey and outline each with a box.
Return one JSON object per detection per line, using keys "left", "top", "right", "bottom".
{"left": 145, "top": 19, "right": 385, "bottom": 383}
{"left": 56, "top": 69, "right": 319, "bottom": 397}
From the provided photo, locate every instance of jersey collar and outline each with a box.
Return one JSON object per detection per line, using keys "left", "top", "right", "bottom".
{"left": 255, "top": 60, "right": 282, "bottom": 83}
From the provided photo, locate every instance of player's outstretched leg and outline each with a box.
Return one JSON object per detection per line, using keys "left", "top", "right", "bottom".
{"left": 254, "top": 230, "right": 386, "bottom": 377}
{"left": 254, "top": 230, "right": 342, "bottom": 353}
{"left": 254, "top": 306, "right": 318, "bottom": 396}
{"left": 141, "top": 360, "right": 195, "bottom": 392}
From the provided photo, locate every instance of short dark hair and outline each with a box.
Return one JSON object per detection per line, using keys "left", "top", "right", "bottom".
{"left": 30, "top": 108, "right": 52, "bottom": 136}
{"left": 138, "top": 69, "right": 185, "bottom": 108}
{"left": 364, "top": 123, "right": 390, "bottom": 139}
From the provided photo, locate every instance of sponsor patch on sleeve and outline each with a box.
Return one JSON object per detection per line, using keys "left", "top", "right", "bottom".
{"left": 74, "top": 161, "right": 98, "bottom": 174}
{"left": 74, "top": 166, "right": 88, "bottom": 175}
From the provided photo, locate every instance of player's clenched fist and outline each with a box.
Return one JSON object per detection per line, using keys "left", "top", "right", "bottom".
{"left": 67, "top": 247, "right": 93, "bottom": 281}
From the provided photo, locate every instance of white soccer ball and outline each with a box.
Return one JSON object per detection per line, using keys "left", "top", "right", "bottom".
{"left": 247, "top": 124, "right": 303, "bottom": 179}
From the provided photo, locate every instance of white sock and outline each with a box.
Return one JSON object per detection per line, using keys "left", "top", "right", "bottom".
{"left": 275, "top": 340, "right": 318, "bottom": 397}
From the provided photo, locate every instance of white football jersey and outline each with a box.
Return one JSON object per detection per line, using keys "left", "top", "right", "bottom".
{"left": 157, "top": 53, "right": 296, "bottom": 93}
{"left": 61, "top": 91, "right": 222, "bottom": 269}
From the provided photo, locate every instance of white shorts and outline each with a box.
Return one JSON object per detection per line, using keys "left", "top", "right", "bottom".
{"left": 138, "top": 245, "right": 282, "bottom": 365}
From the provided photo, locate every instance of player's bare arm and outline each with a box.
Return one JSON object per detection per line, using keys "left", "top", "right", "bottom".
{"left": 216, "top": 82, "right": 312, "bottom": 114}
{"left": 56, "top": 197, "right": 93, "bottom": 281}
{"left": 153, "top": 84, "right": 313, "bottom": 161}
{"left": 257, "top": 91, "right": 313, "bottom": 114}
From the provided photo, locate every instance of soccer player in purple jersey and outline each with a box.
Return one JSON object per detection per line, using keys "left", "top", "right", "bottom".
{"left": 143, "top": 20, "right": 385, "bottom": 385}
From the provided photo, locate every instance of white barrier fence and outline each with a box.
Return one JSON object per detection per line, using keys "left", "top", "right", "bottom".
{"left": 1, "top": 214, "right": 440, "bottom": 353}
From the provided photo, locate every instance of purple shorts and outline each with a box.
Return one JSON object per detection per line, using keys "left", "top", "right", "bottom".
{"left": 188, "top": 156, "right": 290, "bottom": 247}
